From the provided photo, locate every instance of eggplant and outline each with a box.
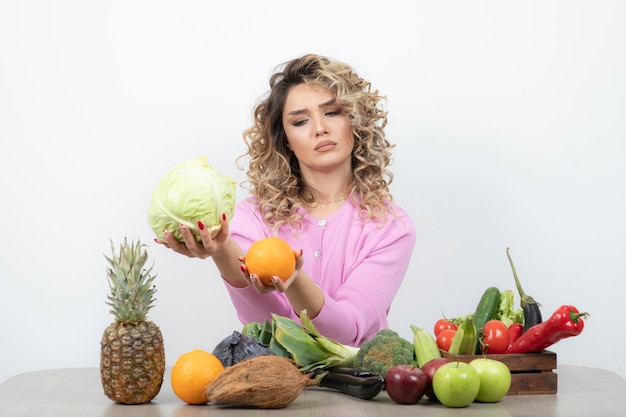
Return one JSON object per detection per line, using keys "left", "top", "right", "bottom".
{"left": 313, "top": 368, "right": 384, "bottom": 400}
{"left": 325, "top": 366, "right": 377, "bottom": 378}
{"left": 506, "top": 247, "right": 543, "bottom": 332}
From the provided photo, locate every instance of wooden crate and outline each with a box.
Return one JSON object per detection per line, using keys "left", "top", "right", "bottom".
{"left": 440, "top": 350, "right": 557, "bottom": 395}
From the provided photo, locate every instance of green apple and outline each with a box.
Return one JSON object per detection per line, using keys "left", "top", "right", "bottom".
{"left": 469, "top": 358, "right": 512, "bottom": 402}
{"left": 432, "top": 361, "right": 480, "bottom": 408}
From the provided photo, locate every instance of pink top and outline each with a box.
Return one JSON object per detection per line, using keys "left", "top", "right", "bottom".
{"left": 224, "top": 197, "right": 416, "bottom": 347}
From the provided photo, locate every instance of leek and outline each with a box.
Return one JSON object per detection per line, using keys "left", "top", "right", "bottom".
{"left": 242, "top": 310, "right": 359, "bottom": 372}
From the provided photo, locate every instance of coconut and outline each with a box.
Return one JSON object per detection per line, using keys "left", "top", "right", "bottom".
{"left": 206, "top": 356, "right": 316, "bottom": 409}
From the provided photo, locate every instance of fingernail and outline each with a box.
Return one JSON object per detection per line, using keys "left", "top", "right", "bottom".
{"left": 222, "top": 213, "right": 227, "bottom": 221}
{"left": 271, "top": 277, "right": 277, "bottom": 283}
{"left": 162, "top": 230, "right": 168, "bottom": 237}
{"left": 179, "top": 224, "right": 186, "bottom": 231}
{"left": 197, "top": 220, "right": 205, "bottom": 230}
{"left": 240, "top": 265, "right": 246, "bottom": 272}
{"left": 154, "top": 238, "right": 161, "bottom": 244}
{"left": 299, "top": 249, "right": 303, "bottom": 256}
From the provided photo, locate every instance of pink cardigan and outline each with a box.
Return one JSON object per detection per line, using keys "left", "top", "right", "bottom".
{"left": 224, "top": 197, "right": 416, "bottom": 347}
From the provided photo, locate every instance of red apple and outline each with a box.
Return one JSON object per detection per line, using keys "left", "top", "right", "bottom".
{"left": 384, "top": 365, "right": 428, "bottom": 405}
{"left": 420, "top": 357, "right": 450, "bottom": 400}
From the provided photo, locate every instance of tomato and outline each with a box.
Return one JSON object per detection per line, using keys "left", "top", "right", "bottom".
{"left": 436, "top": 329, "right": 457, "bottom": 351}
{"left": 481, "top": 320, "right": 510, "bottom": 354}
{"left": 434, "top": 318, "right": 458, "bottom": 337}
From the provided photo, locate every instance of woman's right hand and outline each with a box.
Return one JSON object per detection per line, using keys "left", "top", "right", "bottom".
{"left": 155, "top": 213, "right": 230, "bottom": 259}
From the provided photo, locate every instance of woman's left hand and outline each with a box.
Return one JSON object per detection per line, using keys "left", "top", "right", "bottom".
{"left": 239, "top": 249, "right": 304, "bottom": 294}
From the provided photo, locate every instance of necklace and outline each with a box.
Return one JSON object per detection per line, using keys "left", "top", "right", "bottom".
{"left": 316, "top": 198, "right": 345, "bottom": 205}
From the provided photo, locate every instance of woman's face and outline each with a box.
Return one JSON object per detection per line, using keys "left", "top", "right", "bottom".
{"left": 282, "top": 83, "right": 353, "bottom": 176}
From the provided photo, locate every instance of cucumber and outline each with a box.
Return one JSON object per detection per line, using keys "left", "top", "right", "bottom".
{"left": 473, "top": 286, "right": 501, "bottom": 354}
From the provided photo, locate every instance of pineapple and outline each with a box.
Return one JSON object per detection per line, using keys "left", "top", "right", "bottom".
{"left": 100, "top": 238, "right": 165, "bottom": 404}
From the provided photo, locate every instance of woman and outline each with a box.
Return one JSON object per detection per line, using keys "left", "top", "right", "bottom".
{"left": 158, "top": 54, "right": 415, "bottom": 346}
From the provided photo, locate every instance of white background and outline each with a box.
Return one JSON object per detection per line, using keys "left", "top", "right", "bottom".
{"left": 1, "top": 1, "right": 625, "bottom": 384}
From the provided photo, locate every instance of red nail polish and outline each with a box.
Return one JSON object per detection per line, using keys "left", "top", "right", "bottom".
{"left": 240, "top": 265, "right": 246, "bottom": 272}
{"left": 197, "top": 220, "right": 205, "bottom": 230}
{"left": 222, "top": 213, "right": 227, "bottom": 221}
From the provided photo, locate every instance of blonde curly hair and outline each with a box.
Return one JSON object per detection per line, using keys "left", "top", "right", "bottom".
{"left": 237, "top": 54, "right": 396, "bottom": 231}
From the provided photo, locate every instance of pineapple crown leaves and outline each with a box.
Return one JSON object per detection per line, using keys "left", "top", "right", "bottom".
{"left": 105, "top": 237, "right": 157, "bottom": 324}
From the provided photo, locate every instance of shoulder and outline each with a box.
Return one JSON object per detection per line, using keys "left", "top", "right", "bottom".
{"left": 231, "top": 197, "right": 268, "bottom": 235}
{"left": 353, "top": 198, "right": 415, "bottom": 233}
{"left": 388, "top": 201, "right": 414, "bottom": 227}
{"left": 380, "top": 202, "right": 416, "bottom": 242}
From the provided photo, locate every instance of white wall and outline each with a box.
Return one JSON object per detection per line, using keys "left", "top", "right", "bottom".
{"left": 1, "top": 1, "right": 625, "bottom": 384}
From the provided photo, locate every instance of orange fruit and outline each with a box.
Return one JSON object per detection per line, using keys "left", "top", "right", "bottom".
{"left": 171, "top": 349, "right": 224, "bottom": 404}
{"left": 245, "top": 237, "right": 296, "bottom": 285}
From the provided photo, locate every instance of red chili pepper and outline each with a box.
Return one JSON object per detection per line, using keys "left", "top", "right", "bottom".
{"left": 506, "top": 305, "right": 589, "bottom": 354}
{"left": 507, "top": 323, "right": 524, "bottom": 351}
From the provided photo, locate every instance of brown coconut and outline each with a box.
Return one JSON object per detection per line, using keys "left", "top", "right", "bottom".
{"left": 205, "top": 355, "right": 316, "bottom": 409}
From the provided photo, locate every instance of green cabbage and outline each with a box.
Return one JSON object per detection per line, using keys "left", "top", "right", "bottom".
{"left": 147, "top": 155, "right": 236, "bottom": 242}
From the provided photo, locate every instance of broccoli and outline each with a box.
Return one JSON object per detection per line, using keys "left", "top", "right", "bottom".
{"left": 353, "top": 329, "right": 417, "bottom": 377}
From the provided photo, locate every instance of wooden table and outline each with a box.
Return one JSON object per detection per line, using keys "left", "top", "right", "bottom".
{"left": 1, "top": 365, "right": 625, "bottom": 416}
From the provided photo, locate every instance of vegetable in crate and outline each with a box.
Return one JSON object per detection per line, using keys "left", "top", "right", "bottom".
{"left": 448, "top": 316, "right": 477, "bottom": 356}
{"left": 436, "top": 329, "right": 456, "bottom": 352}
{"left": 506, "top": 247, "right": 543, "bottom": 332}
{"left": 212, "top": 331, "right": 275, "bottom": 367}
{"left": 507, "top": 323, "right": 524, "bottom": 351}
{"left": 495, "top": 289, "right": 524, "bottom": 327}
{"left": 433, "top": 318, "right": 457, "bottom": 336}
{"left": 147, "top": 155, "right": 236, "bottom": 242}
{"left": 353, "top": 329, "right": 416, "bottom": 377}
{"left": 472, "top": 286, "right": 501, "bottom": 354}
{"left": 480, "top": 320, "right": 510, "bottom": 354}
{"left": 507, "top": 305, "right": 589, "bottom": 353}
